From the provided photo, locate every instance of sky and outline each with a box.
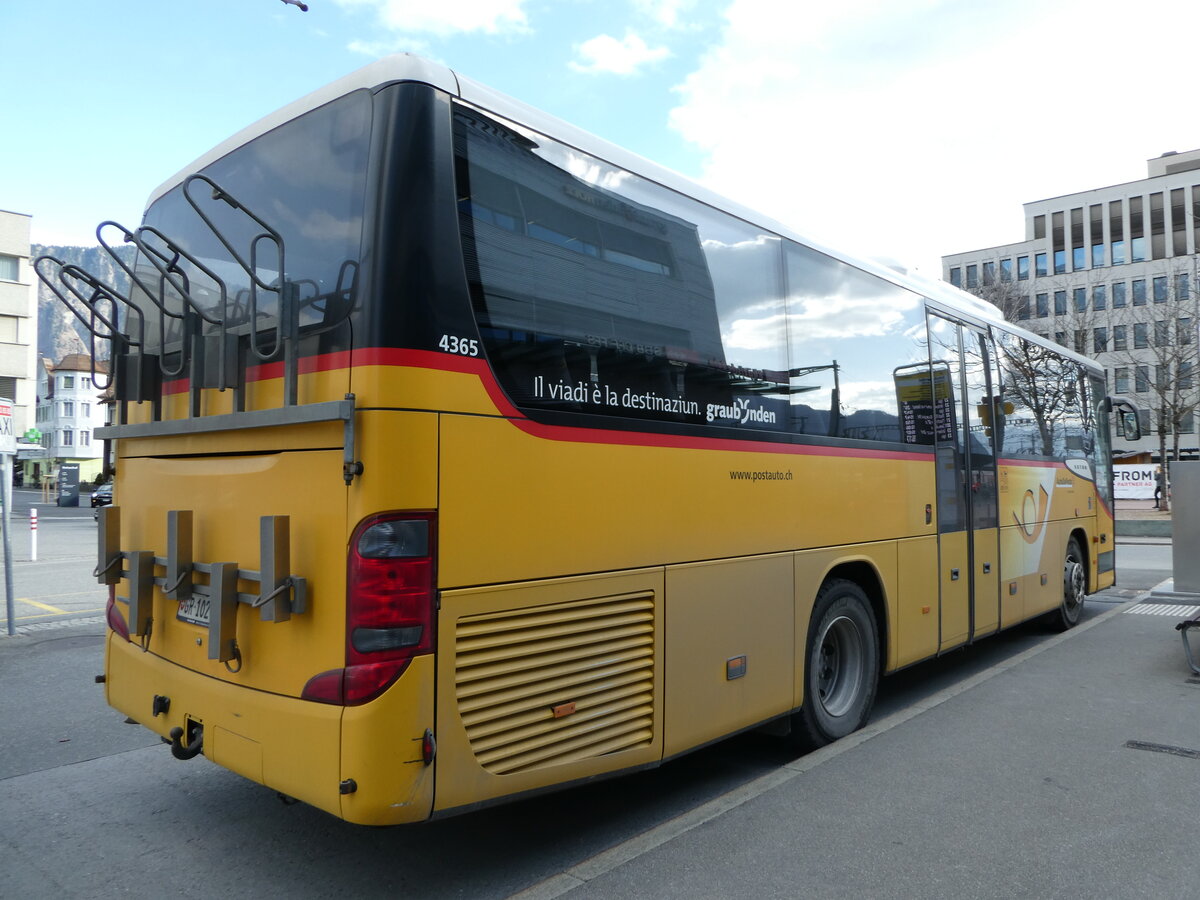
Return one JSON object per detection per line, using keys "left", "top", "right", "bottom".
{"left": 4, "top": 0, "right": 1200, "bottom": 279}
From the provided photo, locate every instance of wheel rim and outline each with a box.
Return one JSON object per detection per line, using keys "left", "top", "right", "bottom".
{"left": 816, "top": 614, "right": 865, "bottom": 718}
{"left": 1064, "top": 552, "right": 1086, "bottom": 614}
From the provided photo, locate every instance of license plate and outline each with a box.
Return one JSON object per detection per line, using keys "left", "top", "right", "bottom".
{"left": 177, "top": 594, "right": 211, "bottom": 626}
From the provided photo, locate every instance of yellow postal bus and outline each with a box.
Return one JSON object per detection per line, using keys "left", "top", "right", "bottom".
{"left": 46, "top": 55, "right": 1113, "bottom": 824}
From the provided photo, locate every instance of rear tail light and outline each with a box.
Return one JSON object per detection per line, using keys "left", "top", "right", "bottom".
{"left": 302, "top": 512, "right": 436, "bottom": 706}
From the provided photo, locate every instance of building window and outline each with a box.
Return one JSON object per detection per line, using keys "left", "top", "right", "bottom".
{"left": 81, "top": 402, "right": 90, "bottom": 417}
{"left": 1135, "top": 365, "right": 1150, "bottom": 392}
{"left": 1035, "top": 253, "right": 1048, "bottom": 277}
{"left": 1073, "top": 288, "right": 1087, "bottom": 313}
{"left": 61, "top": 375, "right": 74, "bottom": 389}
{"left": 1112, "top": 282, "right": 1127, "bottom": 307}
{"left": 1093, "top": 285, "right": 1107, "bottom": 310}
{"left": 1110, "top": 200, "right": 1125, "bottom": 264}
{"left": 1180, "top": 317, "right": 1193, "bottom": 345}
{"left": 61, "top": 401, "right": 74, "bottom": 417}
{"left": 1016, "top": 295, "right": 1031, "bottom": 320}
{"left": 1054, "top": 250, "right": 1066, "bottom": 275}
{"left": 1036, "top": 293, "right": 1049, "bottom": 317}
{"left": 949, "top": 267, "right": 962, "bottom": 287}
{"left": 80, "top": 431, "right": 90, "bottom": 447}
{"left": 1156, "top": 320, "right": 1170, "bottom": 347}
{"left": 1093, "top": 327, "right": 1108, "bottom": 352}
{"left": 1134, "top": 323, "right": 1148, "bottom": 349}
{"left": 1115, "top": 367, "right": 1129, "bottom": 393}
{"left": 81, "top": 378, "right": 92, "bottom": 390}
{"left": 1154, "top": 276, "right": 1168, "bottom": 303}
{"left": 1017, "top": 256, "right": 1029, "bottom": 280}
{"left": 1132, "top": 279, "right": 1147, "bottom": 306}
{"left": 1177, "top": 273, "right": 1189, "bottom": 301}
{"left": 1113, "top": 325, "right": 1128, "bottom": 350}
{"left": 982, "top": 261, "right": 995, "bottom": 285}
{"left": 1181, "top": 411, "right": 1196, "bottom": 434}
{"left": 1181, "top": 361, "right": 1195, "bottom": 390}
{"left": 61, "top": 430, "right": 74, "bottom": 446}
{"left": 966, "top": 264, "right": 978, "bottom": 289}
{"left": 0, "top": 254, "right": 18, "bottom": 282}
{"left": 999, "top": 258, "right": 1013, "bottom": 282}
{"left": 1151, "top": 192, "right": 1166, "bottom": 259}
{"left": 1090, "top": 203, "right": 1105, "bottom": 266}
{"left": 1055, "top": 331, "right": 1067, "bottom": 346}
{"left": 1074, "top": 330, "right": 1086, "bottom": 353}
{"left": 1054, "top": 291, "right": 1067, "bottom": 315}
{"left": 1130, "top": 196, "right": 1145, "bottom": 262}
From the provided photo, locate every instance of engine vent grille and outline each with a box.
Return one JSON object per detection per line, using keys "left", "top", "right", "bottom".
{"left": 455, "top": 591, "right": 656, "bottom": 775}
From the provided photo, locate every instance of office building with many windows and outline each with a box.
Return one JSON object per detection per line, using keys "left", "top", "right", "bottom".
{"left": 943, "top": 149, "right": 1200, "bottom": 461}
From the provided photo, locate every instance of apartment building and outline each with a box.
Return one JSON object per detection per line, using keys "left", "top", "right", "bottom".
{"left": 943, "top": 150, "right": 1200, "bottom": 460}
{"left": 0, "top": 209, "right": 38, "bottom": 435}
{"left": 33, "top": 354, "right": 109, "bottom": 485}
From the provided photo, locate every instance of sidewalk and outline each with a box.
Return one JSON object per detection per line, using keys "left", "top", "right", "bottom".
{"left": 523, "top": 591, "right": 1200, "bottom": 899}
{"left": 1114, "top": 497, "right": 1172, "bottom": 539}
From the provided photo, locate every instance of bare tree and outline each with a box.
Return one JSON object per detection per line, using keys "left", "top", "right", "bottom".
{"left": 966, "top": 272, "right": 1101, "bottom": 456}
{"left": 1103, "top": 266, "right": 1200, "bottom": 508}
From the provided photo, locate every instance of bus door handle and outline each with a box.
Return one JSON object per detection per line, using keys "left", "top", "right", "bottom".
{"left": 950, "top": 568, "right": 960, "bottom": 581}
{"left": 982, "top": 562, "right": 992, "bottom": 574}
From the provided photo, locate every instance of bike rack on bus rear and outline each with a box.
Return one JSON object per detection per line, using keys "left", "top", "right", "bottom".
{"left": 97, "top": 506, "right": 308, "bottom": 664}
{"left": 37, "top": 176, "right": 365, "bottom": 655}
{"left": 34, "top": 174, "right": 362, "bottom": 485}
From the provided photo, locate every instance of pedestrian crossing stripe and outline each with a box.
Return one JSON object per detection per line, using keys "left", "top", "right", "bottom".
{"left": 1126, "top": 604, "right": 1200, "bottom": 617}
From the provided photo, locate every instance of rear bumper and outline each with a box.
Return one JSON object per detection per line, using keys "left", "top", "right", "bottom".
{"left": 106, "top": 633, "right": 436, "bottom": 825}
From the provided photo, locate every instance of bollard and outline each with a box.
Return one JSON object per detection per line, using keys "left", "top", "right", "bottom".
{"left": 30, "top": 508, "right": 37, "bottom": 562}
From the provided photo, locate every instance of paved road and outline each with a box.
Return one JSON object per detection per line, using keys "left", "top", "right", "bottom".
{"left": 0, "top": 539, "right": 1179, "bottom": 898}
{"left": 0, "top": 489, "right": 106, "bottom": 633}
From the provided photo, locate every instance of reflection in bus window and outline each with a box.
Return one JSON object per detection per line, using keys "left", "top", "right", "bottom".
{"left": 784, "top": 244, "right": 927, "bottom": 441}
{"left": 457, "top": 104, "right": 927, "bottom": 445}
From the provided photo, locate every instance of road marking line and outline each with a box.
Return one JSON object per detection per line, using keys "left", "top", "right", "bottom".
{"left": 508, "top": 597, "right": 1138, "bottom": 900}
{"left": 1, "top": 607, "right": 106, "bottom": 624}
{"left": 19, "top": 598, "right": 68, "bottom": 614}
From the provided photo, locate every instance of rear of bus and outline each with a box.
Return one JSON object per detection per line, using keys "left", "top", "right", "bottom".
{"left": 100, "top": 67, "right": 463, "bottom": 825}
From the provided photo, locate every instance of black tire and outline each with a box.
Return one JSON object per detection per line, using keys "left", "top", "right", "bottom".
{"left": 791, "top": 578, "right": 879, "bottom": 751}
{"left": 1045, "top": 536, "right": 1086, "bottom": 632}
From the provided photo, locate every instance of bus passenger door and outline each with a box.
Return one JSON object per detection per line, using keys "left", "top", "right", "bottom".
{"left": 927, "top": 314, "right": 1001, "bottom": 650}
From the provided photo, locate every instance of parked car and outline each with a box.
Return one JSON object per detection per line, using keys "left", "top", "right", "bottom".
{"left": 91, "top": 483, "right": 113, "bottom": 507}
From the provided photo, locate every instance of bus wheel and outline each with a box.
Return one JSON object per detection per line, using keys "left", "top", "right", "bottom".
{"left": 791, "top": 578, "right": 879, "bottom": 751}
{"left": 1046, "top": 537, "right": 1086, "bottom": 632}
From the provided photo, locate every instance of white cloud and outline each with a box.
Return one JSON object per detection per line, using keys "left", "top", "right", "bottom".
{"left": 571, "top": 31, "right": 672, "bottom": 75}
{"left": 669, "top": 0, "right": 1200, "bottom": 277}
{"left": 633, "top": 0, "right": 695, "bottom": 28}
{"left": 332, "top": 0, "right": 528, "bottom": 38}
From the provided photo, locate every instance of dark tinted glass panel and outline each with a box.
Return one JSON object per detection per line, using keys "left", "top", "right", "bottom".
{"left": 138, "top": 91, "right": 370, "bottom": 353}
{"left": 455, "top": 104, "right": 927, "bottom": 442}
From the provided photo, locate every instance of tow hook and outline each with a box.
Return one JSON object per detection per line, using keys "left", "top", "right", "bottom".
{"left": 168, "top": 724, "right": 204, "bottom": 760}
